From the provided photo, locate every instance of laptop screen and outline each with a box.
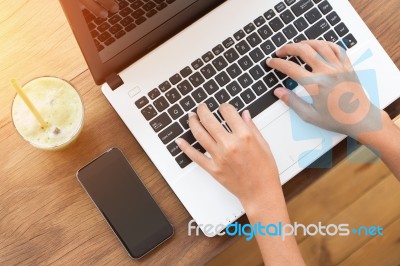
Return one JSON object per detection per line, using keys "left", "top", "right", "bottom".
{"left": 83, "top": 0, "right": 198, "bottom": 63}
{"left": 60, "top": 0, "right": 225, "bottom": 85}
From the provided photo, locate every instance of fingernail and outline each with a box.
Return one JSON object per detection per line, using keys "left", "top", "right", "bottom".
{"left": 274, "top": 88, "right": 286, "bottom": 98}
{"left": 111, "top": 4, "right": 119, "bottom": 13}
{"left": 243, "top": 110, "right": 251, "bottom": 120}
{"left": 266, "top": 58, "right": 272, "bottom": 65}
{"left": 188, "top": 112, "right": 196, "bottom": 118}
{"left": 99, "top": 10, "right": 108, "bottom": 18}
{"left": 175, "top": 138, "right": 184, "bottom": 146}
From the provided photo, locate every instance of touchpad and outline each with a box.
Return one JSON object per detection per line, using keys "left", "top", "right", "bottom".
{"left": 259, "top": 111, "right": 325, "bottom": 174}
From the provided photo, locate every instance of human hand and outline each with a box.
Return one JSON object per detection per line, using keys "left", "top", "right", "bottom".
{"left": 175, "top": 103, "right": 282, "bottom": 207}
{"left": 80, "top": 0, "right": 119, "bottom": 18}
{"left": 269, "top": 40, "right": 384, "bottom": 140}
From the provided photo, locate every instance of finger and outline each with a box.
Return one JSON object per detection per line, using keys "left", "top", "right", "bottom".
{"left": 266, "top": 57, "right": 313, "bottom": 80}
{"left": 300, "top": 40, "right": 340, "bottom": 67}
{"left": 218, "top": 103, "right": 248, "bottom": 134}
{"left": 197, "top": 103, "right": 229, "bottom": 141}
{"left": 97, "top": 0, "right": 119, "bottom": 13}
{"left": 325, "top": 42, "right": 352, "bottom": 67}
{"left": 274, "top": 87, "right": 319, "bottom": 124}
{"left": 81, "top": 0, "right": 108, "bottom": 17}
{"left": 241, "top": 110, "right": 268, "bottom": 146}
{"left": 276, "top": 42, "right": 326, "bottom": 70}
{"left": 176, "top": 138, "right": 212, "bottom": 170}
{"left": 188, "top": 112, "right": 217, "bottom": 153}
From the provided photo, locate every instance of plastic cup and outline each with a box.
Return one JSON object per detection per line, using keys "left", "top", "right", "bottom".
{"left": 11, "top": 77, "right": 84, "bottom": 150}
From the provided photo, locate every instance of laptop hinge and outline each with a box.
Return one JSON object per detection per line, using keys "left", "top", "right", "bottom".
{"left": 106, "top": 73, "right": 124, "bottom": 91}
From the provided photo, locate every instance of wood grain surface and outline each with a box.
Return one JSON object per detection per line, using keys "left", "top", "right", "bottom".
{"left": 0, "top": 0, "right": 399, "bottom": 265}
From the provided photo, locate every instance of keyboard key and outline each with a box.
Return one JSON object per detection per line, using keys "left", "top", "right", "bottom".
{"left": 215, "top": 89, "right": 231, "bottom": 104}
{"left": 177, "top": 80, "right": 194, "bottom": 95}
{"left": 258, "top": 24, "right": 273, "bottom": 39}
{"left": 275, "top": 2, "right": 286, "bottom": 13}
{"left": 175, "top": 153, "right": 191, "bottom": 168}
{"left": 150, "top": 112, "right": 172, "bottom": 132}
{"left": 169, "top": 73, "right": 182, "bottom": 85}
{"left": 326, "top": 11, "right": 340, "bottom": 26}
{"left": 167, "top": 141, "right": 181, "bottom": 156}
{"left": 238, "top": 55, "right": 254, "bottom": 71}
{"left": 224, "top": 48, "right": 240, "bottom": 63}
{"left": 305, "top": 8, "right": 322, "bottom": 24}
{"left": 135, "top": 96, "right": 149, "bottom": 109}
{"left": 280, "top": 9, "right": 295, "bottom": 24}
{"left": 226, "top": 63, "right": 243, "bottom": 79}
{"left": 244, "top": 23, "right": 256, "bottom": 34}
{"left": 264, "top": 72, "right": 279, "bottom": 88}
{"left": 146, "top": 9, "right": 157, "bottom": 17}
{"left": 143, "top": 1, "right": 156, "bottom": 11}
{"left": 343, "top": 33, "right": 357, "bottom": 48}
{"left": 154, "top": 96, "right": 169, "bottom": 112}
{"left": 233, "top": 30, "right": 246, "bottom": 41}
{"left": 215, "top": 71, "right": 231, "bottom": 87}
{"left": 192, "top": 88, "right": 207, "bottom": 103}
{"left": 291, "top": 0, "right": 314, "bottom": 16}
{"left": 260, "top": 40, "right": 276, "bottom": 55}
{"left": 334, "top": 22, "right": 349, "bottom": 37}
{"left": 284, "top": 78, "right": 298, "bottom": 90}
{"left": 269, "top": 17, "right": 284, "bottom": 31}
{"left": 204, "top": 97, "right": 219, "bottom": 112}
{"left": 212, "top": 56, "right": 229, "bottom": 71}
{"left": 264, "top": 9, "right": 276, "bottom": 20}
{"left": 226, "top": 81, "right": 242, "bottom": 96}
{"left": 293, "top": 33, "right": 307, "bottom": 43}
{"left": 148, "top": 88, "right": 160, "bottom": 100}
{"left": 159, "top": 81, "right": 171, "bottom": 92}
{"left": 305, "top": 19, "right": 330, "bottom": 39}
{"left": 191, "top": 58, "right": 204, "bottom": 70}
{"left": 235, "top": 40, "right": 251, "bottom": 55}
{"left": 180, "top": 66, "right": 192, "bottom": 78}
{"left": 131, "top": 0, "right": 144, "bottom": 10}
{"left": 254, "top": 16, "right": 266, "bottom": 27}
{"left": 252, "top": 80, "right": 268, "bottom": 96}
{"left": 168, "top": 104, "right": 184, "bottom": 120}
{"left": 180, "top": 96, "right": 196, "bottom": 111}
{"left": 272, "top": 32, "right": 287, "bottom": 47}
{"left": 285, "top": 0, "right": 296, "bottom": 5}
{"left": 324, "top": 30, "right": 339, "bottom": 43}
{"left": 104, "top": 37, "right": 116, "bottom": 46}
{"left": 212, "top": 44, "right": 225, "bottom": 56}
{"left": 249, "top": 47, "right": 265, "bottom": 63}
{"left": 165, "top": 88, "right": 181, "bottom": 104}
{"left": 188, "top": 72, "right": 205, "bottom": 87}
{"left": 318, "top": 0, "right": 332, "bottom": 14}
{"left": 203, "top": 79, "right": 219, "bottom": 95}
{"left": 283, "top": 24, "right": 298, "bottom": 39}
{"left": 249, "top": 65, "right": 265, "bottom": 80}
{"left": 202, "top": 51, "right": 214, "bottom": 63}
{"left": 200, "top": 64, "right": 217, "bottom": 79}
{"left": 294, "top": 17, "right": 309, "bottom": 32}
{"left": 158, "top": 122, "right": 183, "bottom": 144}
{"left": 223, "top": 37, "right": 235, "bottom": 48}
{"left": 141, "top": 105, "right": 157, "bottom": 120}
{"left": 229, "top": 97, "right": 245, "bottom": 111}
{"left": 179, "top": 114, "right": 190, "bottom": 129}
{"left": 336, "top": 40, "right": 347, "bottom": 50}
{"left": 237, "top": 73, "right": 253, "bottom": 88}
{"left": 245, "top": 89, "right": 278, "bottom": 118}
{"left": 246, "top": 32, "right": 262, "bottom": 47}
{"left": 240, "top": 89, "right": 257, "bottom": 104}
{"left": 135, "top": 16, "right": 147, "bottom": 25}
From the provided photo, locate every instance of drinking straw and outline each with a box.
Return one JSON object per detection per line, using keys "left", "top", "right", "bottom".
{"left": 11, "top": 79, "right": 48, "bottom": 129}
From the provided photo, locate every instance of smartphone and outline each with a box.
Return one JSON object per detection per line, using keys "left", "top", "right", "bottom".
{"left": 76, "top": 148, "right": 173, "bottom": 259}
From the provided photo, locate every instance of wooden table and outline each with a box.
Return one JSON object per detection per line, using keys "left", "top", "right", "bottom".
{"left": 0, "top": 0, "right": 399, "bottom": 265}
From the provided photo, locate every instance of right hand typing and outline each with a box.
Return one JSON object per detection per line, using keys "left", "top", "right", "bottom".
{"left": 269, "top": 40, "right": 385, "bottom": 140}
{"left": 80, "top": 0, "right": 119, "bottom": 18}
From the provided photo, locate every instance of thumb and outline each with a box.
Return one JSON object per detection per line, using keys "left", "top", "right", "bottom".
{"left": 274, "top": 87, "right": 318, "bottom": 124}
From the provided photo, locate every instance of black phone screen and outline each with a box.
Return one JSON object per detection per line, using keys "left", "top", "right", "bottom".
{"left": 77, "top": 148, "right": 173, "bottom": 259}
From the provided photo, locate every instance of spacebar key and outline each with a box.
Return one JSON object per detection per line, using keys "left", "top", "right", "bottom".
{"left": 158, "top": 122, "right": 183, "bottom": 144}
{"left": 243, "top": 89, "right": 278, "bottom": 118}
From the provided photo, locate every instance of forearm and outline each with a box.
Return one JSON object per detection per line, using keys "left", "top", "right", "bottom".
{"left": 358, "top": 112, "right": 400, "bottom": 181}
{"left": 241, "top": 181, "right": 305, "bottom": 266}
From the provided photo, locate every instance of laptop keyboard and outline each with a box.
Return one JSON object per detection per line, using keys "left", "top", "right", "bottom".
{"left": 83, "top": 0, "right": 177, "bottom": 52}
{"left": 134, "top": 0, "right": 358, "bottom": 169}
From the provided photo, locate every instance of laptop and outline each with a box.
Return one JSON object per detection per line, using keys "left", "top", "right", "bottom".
{"left": 60, "top": 0, "right": 400, "bottom": 236}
